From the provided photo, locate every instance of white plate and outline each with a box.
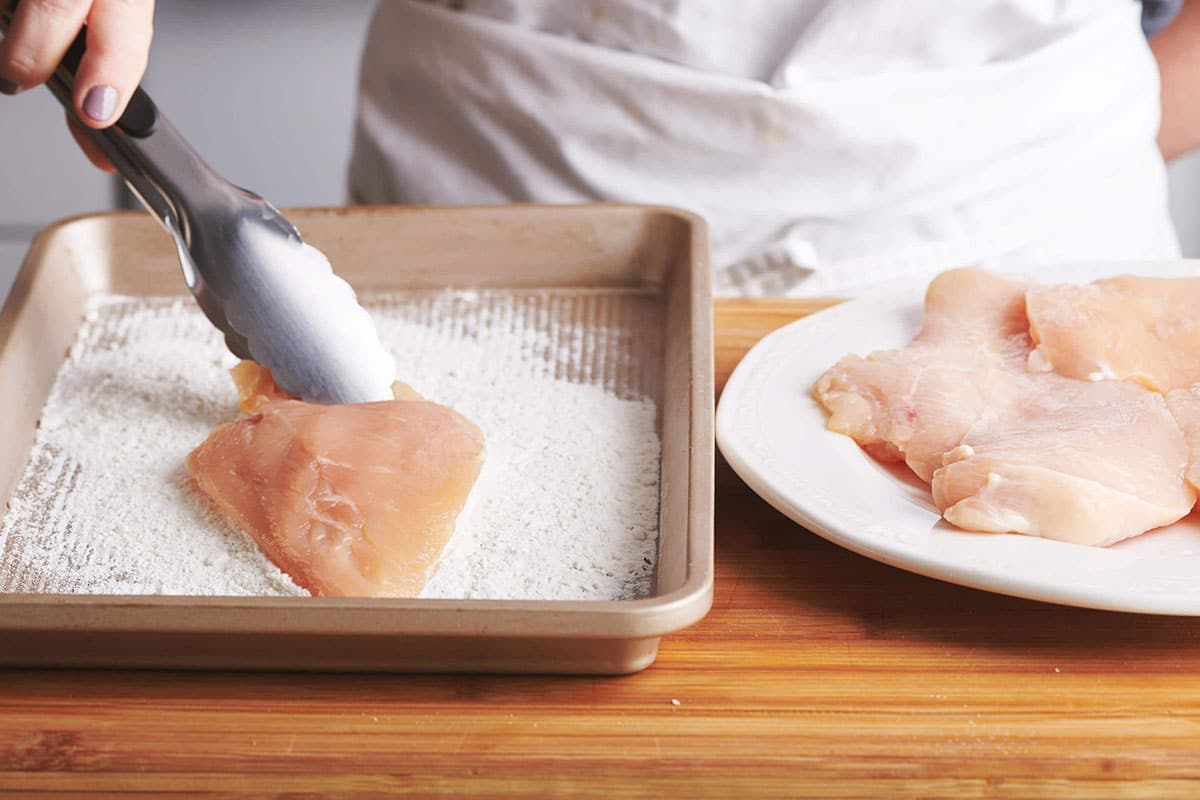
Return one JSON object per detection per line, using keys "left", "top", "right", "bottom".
{"left": 716, "top": 261, "right": 1200, "bottom": 615}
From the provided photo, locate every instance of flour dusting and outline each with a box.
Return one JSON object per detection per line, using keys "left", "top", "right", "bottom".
{"left": 0, "top": 289, "right": 663, "bottom": 600}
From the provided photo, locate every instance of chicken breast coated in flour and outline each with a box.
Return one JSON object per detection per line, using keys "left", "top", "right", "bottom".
{"left": 813, "top": 268, "right": 1197, "bottom": 547}
{"left": 188, "top": 363, "right": 485, "bottom": 597}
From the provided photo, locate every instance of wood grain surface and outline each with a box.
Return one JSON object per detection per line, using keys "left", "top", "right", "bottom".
{"left": 714, "top": 297, "right": 842, "bottom": 394}
{"left": 4, "top": 299, "right": 1200, "bottom": 799}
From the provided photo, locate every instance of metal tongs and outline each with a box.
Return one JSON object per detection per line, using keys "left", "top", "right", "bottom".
{"left": 0, "top": 7, "right": 395, "bottom": 405}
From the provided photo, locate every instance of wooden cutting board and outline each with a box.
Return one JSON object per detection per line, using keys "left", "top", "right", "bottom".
{"left": 713, "top": 297, "right": 842, "bottom": 395}
{"left": 10, "top": 296, "right": 1200, "bottom": 798}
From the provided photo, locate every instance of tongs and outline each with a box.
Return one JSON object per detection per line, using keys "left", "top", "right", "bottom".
{"left": 0, "top": 8, "right": 395, "bottom": 405}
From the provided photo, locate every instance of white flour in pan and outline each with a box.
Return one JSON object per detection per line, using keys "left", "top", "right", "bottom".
{"left": 0, "top": 289, "right": 663, "bottom": 600}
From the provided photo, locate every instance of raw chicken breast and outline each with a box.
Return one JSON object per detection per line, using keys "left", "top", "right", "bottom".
{"left": 189, "top": 363, "right": 485, "bottom": 597}
{"left": 813, "top": 268, "right": 1030, "bottom": 481}
{"left": 230, "top": 360, "right": 292, "bottom": 412}
{"left": 814, "top": 268, "right": 1197, "bottom": 546}
{"left": 1166, "top": 387, "right": 1200, "bottom": 492}
{"left": 1027, "top": 276, "right": 1200, "bottom": 392}
{"left": 231, "top": 360, "right": 426, "bottom": 413}
{"left": 932, "top": 378, "right": 1194, "bottom": 546}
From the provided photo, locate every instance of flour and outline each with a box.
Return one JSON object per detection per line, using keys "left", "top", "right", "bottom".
{"left": 0, "top": 289, "right": 663, "bottom": 600}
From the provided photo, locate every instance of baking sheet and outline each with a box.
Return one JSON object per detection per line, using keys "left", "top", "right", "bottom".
{"left": 0, "top": 205, "right": 713, "bottom": 673}
{"left": 0, "top": 287, "right": 664, "bottom": 599}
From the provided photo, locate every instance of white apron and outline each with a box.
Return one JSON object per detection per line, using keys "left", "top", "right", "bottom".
{"left": 349, "top": 0, "right": 1180, "bottom": 297}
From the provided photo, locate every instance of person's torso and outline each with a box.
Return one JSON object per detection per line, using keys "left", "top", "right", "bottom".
{"left": 351, "top": 0, "right": 1178, "bottom": 296}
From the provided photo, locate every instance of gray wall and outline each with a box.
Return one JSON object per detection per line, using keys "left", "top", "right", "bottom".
{"left": 137, "top": 0, "right": 375, "bottom": 208}
{"left": 2, "top": 1, "right": 1199, "bottom": 304}
{"left": 0, "top": 85, "right": 113, "bottom": 299}
{"left": 0, "top": 0, "right": 376, "bottom": 300}
{"left": 1169, "top": 150, "right": 1200, "bottom": 257}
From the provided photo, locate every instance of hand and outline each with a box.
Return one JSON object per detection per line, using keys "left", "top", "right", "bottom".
{"left": 1154, "top": 0, "right": 1200, "bottom": 161}
{"left": 0, "top": 0, "right": 155, "bottom": 171}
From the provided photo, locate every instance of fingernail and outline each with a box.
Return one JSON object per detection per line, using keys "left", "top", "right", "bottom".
{"left": 0, "top": 79, "right": 19, "bottom": 96}
{"left": 83, "top": 85, "right": 118, "bottom": 122}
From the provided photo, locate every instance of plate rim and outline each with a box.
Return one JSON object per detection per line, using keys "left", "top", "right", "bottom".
{"left": 716, "top": 261, "right": 1200, "bottom": 616}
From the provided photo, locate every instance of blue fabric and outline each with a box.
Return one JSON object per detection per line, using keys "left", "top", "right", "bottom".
{"left": 1142, "top": 0, "right": 1183, "bottom": 36}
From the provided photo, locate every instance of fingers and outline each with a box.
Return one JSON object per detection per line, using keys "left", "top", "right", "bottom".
{"left": 67, "top": 111, "right": 115, "bottom": 171}
{"left": 0, "top": 0, "right": 91, "bottom": 93}
{"left": 74, "top": 0, "right": 153, "bottom": 128}
{"left": 0, "top": 0, "right": 152, "bottom": 171}
{"left": 0, "top": 0, "right": 154, "bottom": 127}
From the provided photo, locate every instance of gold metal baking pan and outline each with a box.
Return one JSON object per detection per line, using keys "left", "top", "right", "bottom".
{"left": 0, "top": 205, "right": 713, "bottom": 674}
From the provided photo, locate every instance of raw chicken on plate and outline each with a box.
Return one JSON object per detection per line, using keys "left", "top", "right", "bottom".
{"left": 814, "top": 268, "right": 1200, "bottom": 547}
{"left": 1027, "top": 276, "right": 1200, "bottom": 392}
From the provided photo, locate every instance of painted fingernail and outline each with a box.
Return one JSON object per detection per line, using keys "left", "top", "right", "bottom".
{"left": 0, "top": 79, "right": 19, "bottom": 96}
{"left": 83, "top": 85, "right": 118, "bottom": 122}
